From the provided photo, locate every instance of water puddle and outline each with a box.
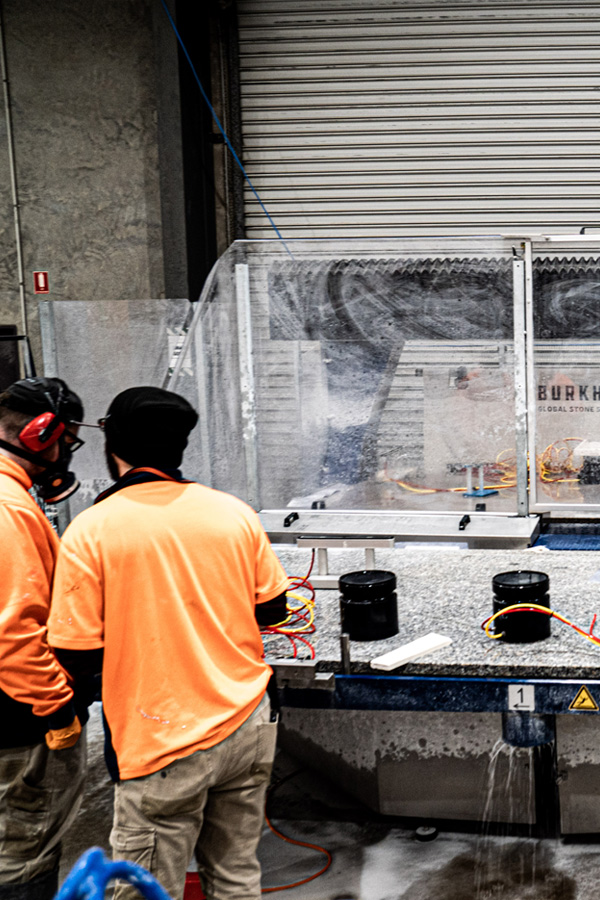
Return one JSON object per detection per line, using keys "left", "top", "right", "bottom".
{"left": 402, "top": 738, "right": 577, "bottom": 900}
{"left": 401, "top": 841, "right": 576, "bottom": 900}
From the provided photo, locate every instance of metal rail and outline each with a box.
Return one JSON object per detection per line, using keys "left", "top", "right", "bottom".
{"left": 277, "top": 672, "right": 600, "bottom": 716}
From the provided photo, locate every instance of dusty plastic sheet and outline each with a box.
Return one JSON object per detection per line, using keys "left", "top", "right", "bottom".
{"left": 530, "top": 244, "right": 600, "bottom": 509}
{"left": 38, "top": 238, "right": 600, "bottom": 519}
{"left": 167, "top": 238, "right": 520, "bottom": 513}
{"left": 39, "top": 297, "right": 199, "bottom": 519}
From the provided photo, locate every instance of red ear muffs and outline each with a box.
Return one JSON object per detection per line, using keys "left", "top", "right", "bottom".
{"left": 19, "top": 412, "right": 65, "bottom": 452}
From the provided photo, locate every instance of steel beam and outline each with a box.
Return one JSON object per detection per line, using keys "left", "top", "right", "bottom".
{"left": 278, "top": 673, "right": 600, "bottom": 716}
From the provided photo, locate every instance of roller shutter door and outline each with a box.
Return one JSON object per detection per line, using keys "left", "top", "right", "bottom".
{"left": 237, "top": 0, "right": 600, "bottom": 239}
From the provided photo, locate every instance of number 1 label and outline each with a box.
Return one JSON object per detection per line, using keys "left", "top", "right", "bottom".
{"left": 508, "top": 684, "right": 535, "bottom": 711}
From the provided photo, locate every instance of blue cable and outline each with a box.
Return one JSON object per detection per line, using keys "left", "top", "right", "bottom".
{"left": 160, "top": 0, "right": 293, "bottom": 258}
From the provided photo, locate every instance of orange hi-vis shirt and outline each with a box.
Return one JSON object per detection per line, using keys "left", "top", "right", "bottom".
{"left": 0, "top": 455, "right": 73, "bottom": 719}
{"left": 48, "top": 480, "right": 289, "bottom": 780}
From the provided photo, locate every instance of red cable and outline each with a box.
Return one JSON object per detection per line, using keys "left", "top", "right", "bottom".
{"left": 289, "top": 633, "right": 315, "bottom": 659}
{"left": 481, "top": 605, "right": 600, "bottom": 647}
{"left": 288, "top": 550, "right": 316, "bottom": 590}
{"left": 261, "top": 554, "right": 316, "bottom": 660}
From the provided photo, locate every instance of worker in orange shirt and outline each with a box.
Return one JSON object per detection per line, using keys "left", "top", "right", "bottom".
{"left": 48, "top": 386, "right": 290, "bottom": 900}
{"left": 0, "top": 377, "right": 86, "bottom": 900}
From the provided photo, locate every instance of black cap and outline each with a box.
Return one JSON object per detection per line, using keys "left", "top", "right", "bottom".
{"left": 492, "top": 570, "right": 549, "bottom": 603}
{"left": 338, "top": 570, "right": 397, "bottom": 602}
{"left": 0, "top": 377, "right": 83, "bottom": 423}
{"left": 104, "top": 386, "right": 198, "bottom": 468}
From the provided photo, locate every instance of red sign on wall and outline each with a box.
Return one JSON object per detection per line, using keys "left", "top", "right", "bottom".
{"left": 33, "top": 271, "right": 49, "bottom": 294}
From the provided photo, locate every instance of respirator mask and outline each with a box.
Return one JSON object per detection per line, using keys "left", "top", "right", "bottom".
{"left": 29, "top": 423, "right": 83, "bottom": 503}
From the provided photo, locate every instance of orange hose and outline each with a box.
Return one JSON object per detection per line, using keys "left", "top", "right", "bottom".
{"left": 261, "top": 812, "right": 332, "bottom": 893}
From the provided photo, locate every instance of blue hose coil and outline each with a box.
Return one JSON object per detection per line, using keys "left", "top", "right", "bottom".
{"left": 55, "top": 847, "right": 173, "bottom": 900}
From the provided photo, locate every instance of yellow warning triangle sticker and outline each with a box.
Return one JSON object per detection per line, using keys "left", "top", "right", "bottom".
{"left": 570, "top": 686, "right": 599, "bottom": 711}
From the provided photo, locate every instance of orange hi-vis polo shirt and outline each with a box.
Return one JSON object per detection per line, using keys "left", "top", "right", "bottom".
{"left": 0, "top": 455, "right": 73, "bottom": 719}
{"left": 48, "top": 480, "right": 289, "bottom": 780}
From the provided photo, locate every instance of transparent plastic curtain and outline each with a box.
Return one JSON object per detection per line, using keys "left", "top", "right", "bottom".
{"left": 41, "top": 238, "right": 524, "bottom": 517}
{"left": 40, "top": 297, "right": 196, "bottom": 518}
{"left": 170, "top": 238, "right": 518, "bottom": 512}
{"left": 531, "top": 242, "right": 600, "bottom": 508}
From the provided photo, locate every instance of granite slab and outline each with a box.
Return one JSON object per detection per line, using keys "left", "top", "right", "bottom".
{"left": 265, "top": 546, "right": 600, "bottom": 679}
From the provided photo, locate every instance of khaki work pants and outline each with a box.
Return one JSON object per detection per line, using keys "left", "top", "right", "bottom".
{"left": 111, "top": 694, "right": 277, "bottom": 900}
{"left": 0, "top": 733, "right": 87, "bottom": 894}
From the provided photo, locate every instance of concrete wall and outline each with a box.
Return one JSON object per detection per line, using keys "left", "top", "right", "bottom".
{"left": 0, "top": 0, "right": 177, "bottom": 368}
{"left": 556, "top": 716, "right": 600, "bottom": 834}
{"left": 280, "top": 709, "right": 536, "bottom": 825}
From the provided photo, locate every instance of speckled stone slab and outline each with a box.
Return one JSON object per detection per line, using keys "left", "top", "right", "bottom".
{"left": 266, "top": 546, "right": 600, "bottom": 679}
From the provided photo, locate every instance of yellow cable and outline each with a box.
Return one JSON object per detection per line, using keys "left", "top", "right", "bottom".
{"left": 387, "top": 435, "right": 585, "bottom": 495}
{"left": 395, "top": 480, "right": 439, "bottom": 494}
{"left": 262, "top": 589, "right": 315, "bottom": 631}
{"left": 485, "top": 603, "right": 600, "bottom": 648}
{"left": 269, "top": 590, "right": 314, "bottom": 634}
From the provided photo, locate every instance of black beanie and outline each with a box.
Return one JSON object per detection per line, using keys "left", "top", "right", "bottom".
{"left": 104, "top": 386, "right": 198, "bottom": 468}
{"left": 0, "top": 377, "right": 83, "bottom": 422}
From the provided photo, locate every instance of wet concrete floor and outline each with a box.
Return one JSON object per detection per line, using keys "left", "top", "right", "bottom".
{"left": 60, "top": 705, "right": 600, "bottom": 900}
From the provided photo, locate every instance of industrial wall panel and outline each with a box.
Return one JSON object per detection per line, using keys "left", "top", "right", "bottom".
{"left": 237, "top": 0, "right": 600, "bottom": 238}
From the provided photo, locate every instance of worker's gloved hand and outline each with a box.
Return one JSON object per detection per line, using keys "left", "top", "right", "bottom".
{"left": 45, "top": 715, "right": 82, "bottom": 750}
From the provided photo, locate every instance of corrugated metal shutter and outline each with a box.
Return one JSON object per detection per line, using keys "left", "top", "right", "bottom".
{"left": 237, "top": 0, "right": 600, "bottom": 238}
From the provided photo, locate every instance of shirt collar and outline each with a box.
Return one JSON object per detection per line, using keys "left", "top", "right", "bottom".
{"left": 0, "top": 453, "right": 33, "bottom": 491}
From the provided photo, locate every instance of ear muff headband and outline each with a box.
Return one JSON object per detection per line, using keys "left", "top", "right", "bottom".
{"left": 19, "top": 412, "right": 66, "bottom": 452}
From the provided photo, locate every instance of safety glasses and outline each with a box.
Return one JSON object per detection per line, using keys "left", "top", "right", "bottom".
{"left": 67, "top": 416, "right": 110, "bottom": 451}
{"left": 63, "top": 431, "right": 85, "bottom": 453}
{"left": 71, "top": 417, "right": 108, "bottom": 431}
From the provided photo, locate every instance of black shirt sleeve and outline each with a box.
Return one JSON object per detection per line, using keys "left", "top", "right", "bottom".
{"left": 255, "top": 591, "right": 288, "bottom": 628}
{"left": 53, "top": 647, "right": 104, "bottom": 723}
